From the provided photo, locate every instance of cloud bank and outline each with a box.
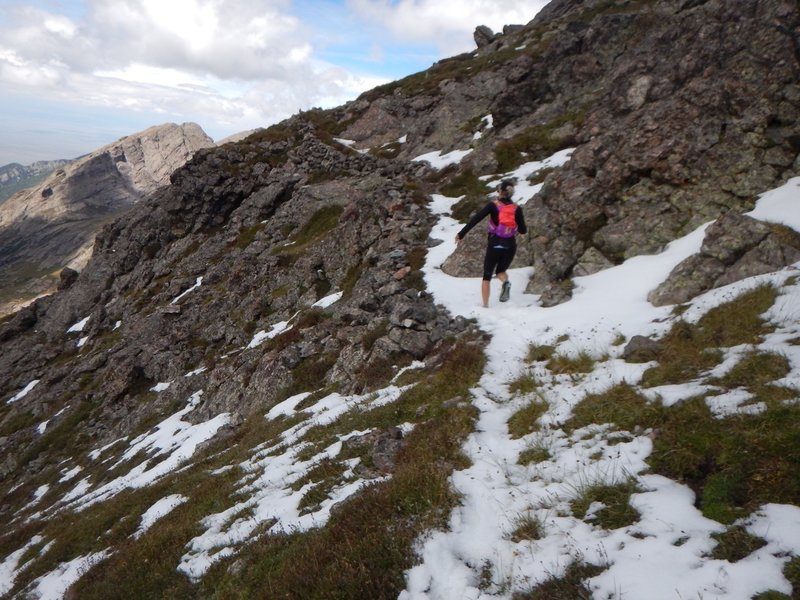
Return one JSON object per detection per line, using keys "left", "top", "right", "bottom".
{"left": 0, "top": 0, "right": 546, "bottom": 163}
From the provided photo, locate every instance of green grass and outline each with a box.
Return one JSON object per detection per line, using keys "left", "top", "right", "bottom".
{"left": 272, "top": 205, "right": 344, "bottom": 257}
{"left": 369, "top": 141, "right": 402, "bottom": 159}
{"left": 641, "top": 284, "right": 778, "bottom": 387}
{"left": 712, "top": 350, "right": 790, "bottom": 390}
{"left": 233, "top": 222, "right": 266, "bottom": 249}
{"left": 564, "top": 383, "right": 662, "bottom": 434}
{"left": 508, "top": 372, "right": 540, "bottom": 396}
{"left": 362, "top": 320, "right": 390, "bottom": 351}
{"left": 16, "top": 399, "right": 98, "bottom": 470}
{"left": 710, "top": 525, "right": 767, "bottom": 562}
{"left": 283, "top": 352, "right": 338, "bottom": 397}
{"left": 526, "top": 344, "right": 555, "bottom": 363}
{"left": 0, "top": 407, "right": 39, "bottom": 436}
{"left": 55, "top": 410, "right": 309, "bottom": 599}
{"left": 341, "top": 262, "right": 364, "bottom": 298}
{"left": 494, "top": 110, "right": 586, "bottom": 172}
{"left": 570, "top": 479, "right": 641, "bottom": 530}
{"left": 294, "top": 459, "right": 351, "bottom": 513}
{"left": 786, "top": 557, "right": 800, "bottom": 596}
{"left": 68, "top": 473, "right": 243, "bottom": 600}
{"left": 513, "top": 562, "right": 604, "bottom": 600}
{"left": 508, "top": 399, "right": 548, "bottom": 439}
{"left": 299, "top": 339, "right": 486, "bottom": 456}
{"left": 510, "top": 512, "right": 545, "bottom": 542}
{"left": 649, "top": 398, "right": 800, "bottom": 524}
{"left": 518, "top": 445, "right": 551, "bottom": 466}
{"left": 199, "top": 397, "right": 481, "bottom": 599}
{"left": 566, "top": 362, "right": 800, "bottom": 526}
{"left": 10, "top": 457, "right": 244, "bottom": 600}
{"left": 441, "top": 169, "right": 492, "bottom": 224}
{"left": 546, "top": 351, "right": 596, "bottom": 375}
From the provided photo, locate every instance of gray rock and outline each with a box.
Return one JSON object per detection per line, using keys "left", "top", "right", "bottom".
{"left": 623, "top": 335, "right": 661, "bottom": 363}
{"left": 700, "top": 212, "right": 770, "bottom": 265}
{"left": 474, "top": 25, "right": 496, "bottom": 48}
{"left": 648, "top": 212, "right": 800, "bottom": 306}
{"left": 389, "top": 327, "right": 432, "bottom": 358}
{"left": 503, "top": 24, "right": 525, "bottom": 35}
{"left": 57, "top": 267, "right": 79, "bottom": 290}
{"left": 539, "top": 281, "right": 574, "bottom": 307}
{"left": 573, "top": 247, "right": 614, "bottom": 277}
{"left": 0, "top": 123, "right": 215, "bottom": 317}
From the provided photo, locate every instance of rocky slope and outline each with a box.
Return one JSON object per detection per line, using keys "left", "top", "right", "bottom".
{"left": 0, "top": 1, "right": 798, "bottom": 598}
{"left": 0, "top": 122, "right": 214, "bottom": 316}
{"left": 334, "top": 0, "right": 800, "bottom": 305}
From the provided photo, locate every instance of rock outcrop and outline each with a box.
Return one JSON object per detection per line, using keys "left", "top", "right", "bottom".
{"left": 0, "top": 119, "right": 474, "bottom": 461}
{"left": 648, "top": 211, "right": 800, "bottom": 306}
{"left": 519, "top": 0, "right": 800, "bottom": 300}
{"left": 474, "top": 25, "right": 497, "bottom": 48}
{"left": 0, "top": 122, "right": 214, "bottom": 315}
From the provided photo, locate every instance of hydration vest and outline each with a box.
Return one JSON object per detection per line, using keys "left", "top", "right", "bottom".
{"left": 487, "top": 200, "right": 518, "bottom": 238}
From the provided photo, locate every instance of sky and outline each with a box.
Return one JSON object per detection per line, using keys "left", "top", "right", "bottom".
{"left": 0, "top": 0, "right": 548, "bottom": 166}
{"left": 3, "top": 138, "right": 799, "bottom": 597}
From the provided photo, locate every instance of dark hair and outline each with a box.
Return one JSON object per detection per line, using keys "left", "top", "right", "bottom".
{"left": 499, "top": 179, "right": 515, "bottom": 192}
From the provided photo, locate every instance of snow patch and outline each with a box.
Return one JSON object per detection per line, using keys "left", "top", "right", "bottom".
{"left": 312, "top": 291, "right": 343, "bottom": 309}
{"left": 7, "top": 379, "right": 39, "bottom": 404}
{"left": 67, "top": 316, "right": 90, "bottom": 333}
{"left": 412, "top": 148, "right": 473, "bottom": 169}
{"left": 133, "top": 495, "right": 188, "bottom": 539}
{"left": 171, "top": 276, "right": 203, "bottom": 304}
{"left": 28, "top": 550, "right": 111, "bottom": 600}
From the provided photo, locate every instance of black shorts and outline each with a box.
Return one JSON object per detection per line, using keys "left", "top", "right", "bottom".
{"left": 483, "top": 239, "right": 516, "bottom": 281}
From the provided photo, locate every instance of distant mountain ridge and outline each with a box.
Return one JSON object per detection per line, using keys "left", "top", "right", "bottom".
{"left": 0, "top": 122, "right": 214, "bottom": 316}
{"left": 0, "top": 159, "right": 73, "bottom": 205}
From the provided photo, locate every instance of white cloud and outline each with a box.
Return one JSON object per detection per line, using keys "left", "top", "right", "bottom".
{"left": 347, "top": 0, "right": 548, "bottom": 53}
{"left": 0, "top": 0, "right": 546, "bottom": 163}
{"left": 0, "top": 0, "right": 376, "bottom": 144}
{"left": 84, "top": 0, "right": 308, "bottom": 80}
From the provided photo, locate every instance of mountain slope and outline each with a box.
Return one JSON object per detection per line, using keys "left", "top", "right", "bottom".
{"left": 0, "top": 1, "right": 799, "bottom": 598}
{"left": 0, "top": 160, "right": 72, "bottom": 205}
{"left": 0, "top": 122, "right": 214, "bottom": 316}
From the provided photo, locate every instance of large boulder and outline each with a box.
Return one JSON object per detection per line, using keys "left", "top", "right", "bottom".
{"left": 474, "top": 25, "right": 496, "bottom": 48}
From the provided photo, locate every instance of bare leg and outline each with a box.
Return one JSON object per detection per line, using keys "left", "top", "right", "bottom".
{"left": 481, "top": 280, "right": 490, "bottom": 307}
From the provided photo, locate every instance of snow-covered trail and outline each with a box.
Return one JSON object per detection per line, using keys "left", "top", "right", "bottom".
{"left": 400, "top": 176, "right": 800, "bottom": 599}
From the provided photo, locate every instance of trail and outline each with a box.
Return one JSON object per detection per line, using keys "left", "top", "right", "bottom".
{"left": 399, "top": 175, "right": 800, "bottom": 599}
